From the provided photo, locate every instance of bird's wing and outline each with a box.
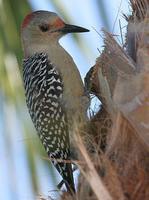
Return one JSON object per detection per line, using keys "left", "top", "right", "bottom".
{"left": 23, "top": 53, "right": 75, "bottom": 192}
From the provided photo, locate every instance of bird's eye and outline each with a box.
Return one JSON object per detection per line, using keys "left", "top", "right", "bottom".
{"left": 39, "top": 24, "right": 49, "bottom": 32}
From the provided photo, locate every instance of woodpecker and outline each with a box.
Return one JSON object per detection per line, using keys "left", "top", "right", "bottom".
{"left": 21, "top": 10, "right": 89, "bottom": 193}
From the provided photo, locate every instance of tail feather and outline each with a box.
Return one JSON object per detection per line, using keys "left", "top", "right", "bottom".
{"left": 55, "top": 161, "right": 75, "bottom": 193}
{"left": 64, "top": 163, "right": 75, "bottom": 193}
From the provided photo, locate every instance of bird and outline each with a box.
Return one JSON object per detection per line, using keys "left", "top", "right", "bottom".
{"left": 21, "top": 10, "right": 89, "bottom": 193}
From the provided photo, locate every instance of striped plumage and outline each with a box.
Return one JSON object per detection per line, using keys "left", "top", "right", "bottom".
{"left": 23, "top": 52, "right": 75, "bottom": 192}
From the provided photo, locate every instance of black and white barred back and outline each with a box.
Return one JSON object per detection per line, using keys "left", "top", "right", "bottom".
{"left": 23, "top": 52, "right": 75, "bottom": 192}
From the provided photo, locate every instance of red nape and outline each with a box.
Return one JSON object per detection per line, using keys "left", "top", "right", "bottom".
{"left": 22, "top": 12, "right": 34, "bottom": 29}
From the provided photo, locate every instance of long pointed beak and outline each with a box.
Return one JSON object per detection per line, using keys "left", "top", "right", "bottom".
{"left": 60, "top": 24, "right": 89, "bottom": 33}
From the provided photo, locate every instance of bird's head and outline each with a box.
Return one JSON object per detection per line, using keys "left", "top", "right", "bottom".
{"left": 21, "top": 10, "right": 89, "bottom": 53}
